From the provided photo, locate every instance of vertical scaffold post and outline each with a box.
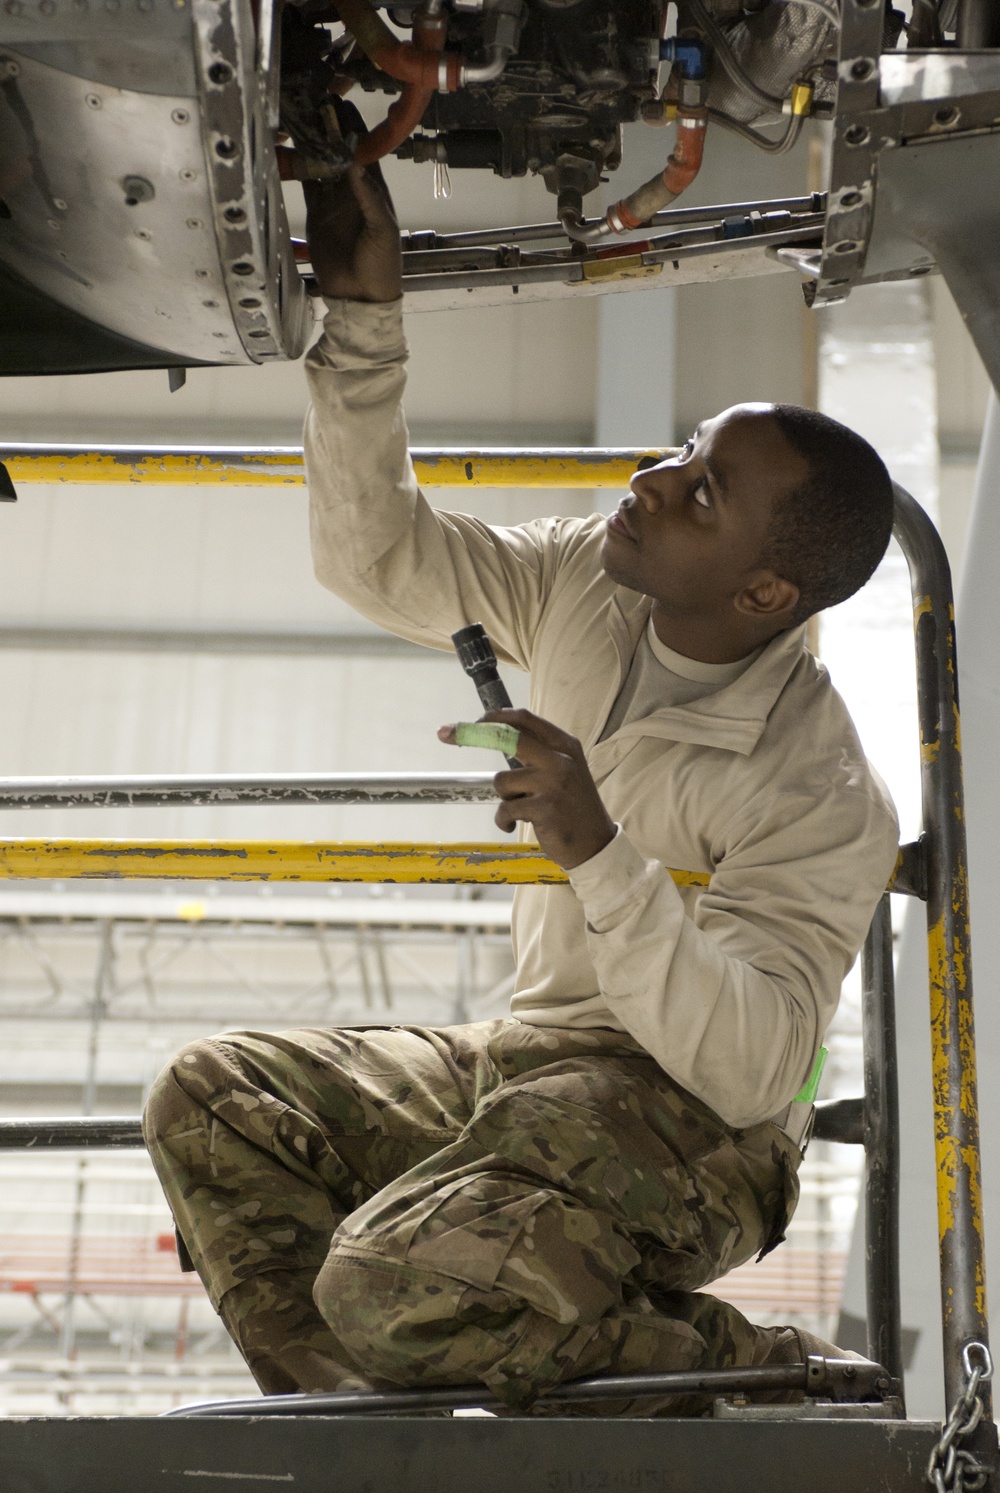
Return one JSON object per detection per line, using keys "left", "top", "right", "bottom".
{"left": 862, "top": 893, "right": 903, "bottom": 1388}
{"left": 892, "top": 483, "right": 991, "bottom": 1414}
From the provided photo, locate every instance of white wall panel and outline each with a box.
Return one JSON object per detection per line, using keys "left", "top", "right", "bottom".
{"left": 0, "top": 481, "right": 597, "bottom": 632}
{"left": 0, "top": 646, "right": 525, "bottom": 841}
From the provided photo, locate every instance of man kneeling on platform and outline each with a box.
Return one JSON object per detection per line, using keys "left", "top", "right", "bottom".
{"left": 143, "top": 149, "right": 899, "bottom": 1413}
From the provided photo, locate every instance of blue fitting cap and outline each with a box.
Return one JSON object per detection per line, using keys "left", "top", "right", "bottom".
{"left": 659, "top": 37, "right": 707, "bottom": 79}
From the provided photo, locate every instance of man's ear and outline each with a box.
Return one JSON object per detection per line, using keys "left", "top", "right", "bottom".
{"left": 734, "top": 571, "right": 800, "bottom": 620}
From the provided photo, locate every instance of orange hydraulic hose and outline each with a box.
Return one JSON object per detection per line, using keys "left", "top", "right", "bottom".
{"left": 355, "top": 9, "right": 445, "bottom": 165}
{"left": 609, "top": 105, "right": 708, "bottom": 231}
{"left": 333, "top": 0, "right": 462, "bottom": 91}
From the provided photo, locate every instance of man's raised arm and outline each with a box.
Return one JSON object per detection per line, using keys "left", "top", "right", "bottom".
{"left": 303, "top": 166, "right": 558, "bottom": 669}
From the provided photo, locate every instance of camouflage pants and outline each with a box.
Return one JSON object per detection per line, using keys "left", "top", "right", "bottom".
{"left": 143, "top": 1020, "right": 801, "bottom": 1411}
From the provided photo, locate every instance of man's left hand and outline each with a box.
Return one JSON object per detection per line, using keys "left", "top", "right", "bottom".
{"left": 438, "top": 709, "right": 616, "bottom": 871}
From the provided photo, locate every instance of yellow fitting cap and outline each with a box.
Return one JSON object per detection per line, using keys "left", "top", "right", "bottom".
{"left": 790, "top": 80, "right": 814, "bottom": 117}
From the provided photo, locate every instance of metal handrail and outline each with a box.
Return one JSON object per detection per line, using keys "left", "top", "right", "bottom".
{"left": 0, "top": 445, "right": 671, "bottom": 491}
{"left": 0, "top": 1117, "right": 145, "bottom": 1150}
{"left": 0, "top": 772, "right": 496, "bottom": 810}
{"left": 892, "top": 482, "right": 990, "bottom": 1413}
{"left": 861, "top": 894, "right": 902, "bottom": 1385}
{"left": 0, "top": 1100, "right": 868, "bottom": 1154}
{"left": 164, "top": 1356, "right": 898, "bottom": 1419}
{"left": 0, "top": 837, "right": 924, "bottom": 890}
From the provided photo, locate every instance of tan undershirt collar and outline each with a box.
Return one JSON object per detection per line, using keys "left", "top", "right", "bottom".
{"left": 645, "top": 617, "right": 763, "bottom": 686}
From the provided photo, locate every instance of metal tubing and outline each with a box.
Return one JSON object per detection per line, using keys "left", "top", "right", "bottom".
{"left": 165, "top": 1357, "right": 891, "bottom": 1418}
{"left": 398, "top": 196, "right": 822, "bottom": 250}
{"left": 0, "top": 447, "right": 671, "bottom": 489}
{"left": 862, "top": 894, "right": 903, "bottom": 1389}
{"left": 0, "top": 841, "right": 699, "bottom": 889}
{"left": 0, "top": 1117, "right": 145, "bottom": 1149}
{"left": 0, "top": 840, "right": 576, "bottom": 884}
{"left": 813, "top": 1097, "right": 864, "bottom": 1145}
{"left": 403, "top": 222, "right": 824, "bottom": 295}
{"left": 891, "top": 483, "right": 991, "bottom": 1413}
{"left": 0, "top": 773, "right": 496, "bottom": 810}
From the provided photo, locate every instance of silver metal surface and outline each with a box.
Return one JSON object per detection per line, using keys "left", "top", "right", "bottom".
{"left": 879, "top": 49, "right": 1000, "bottom": 106}
{"left": 797, "top": 35, "right": 1000, "bottom": 361}
{"left": 190, "top": 0, "right": 310, "bottom": 361}
{"left": 0, "top": 50, "right": 239, "bottom": 361}
{"left": 0, "top": 0, "right": 309, "bottom": 364}
{"left": 403, "top": 240, "right": 801, "bottom": 311}
{"left": 809, "top": 0, "right": 883, "bottom": 309}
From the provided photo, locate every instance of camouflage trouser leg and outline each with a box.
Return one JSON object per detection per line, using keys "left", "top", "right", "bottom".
{"left": 143, "top": 1022, "right": 494, "bottom": 1392}
{"left": 143, "top": 1020, "right": 800, "bottom": 1409}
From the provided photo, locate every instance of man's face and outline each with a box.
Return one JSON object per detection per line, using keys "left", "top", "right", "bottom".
{"left": 600, "top": 404, "right": 811, "bottom": 623}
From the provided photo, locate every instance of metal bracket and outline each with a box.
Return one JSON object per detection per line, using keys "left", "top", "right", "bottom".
{"left": 805, "top": 1355, "right": 900, "bottom": 1405}
{"left": 811, "top": 0, "right": 884, "bottom": 306}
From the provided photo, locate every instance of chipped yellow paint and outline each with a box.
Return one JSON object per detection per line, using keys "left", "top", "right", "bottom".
{"left": 414, "top": 451, "right": 671, "bottom": 488}
{"left": 0, "top": 837, "right": 915, "bottom": 893}
{"left": 926, "top": 862, "right": 989, "bottom": 1319}
{"left": 0, "top": 840, "right": 570, "bottom": 883}
{"left": 913, "top": 594, "right": 933, "bottom": 625}
{"left": 3, "top": 450, "right": 306, "bottom": 487}
{"left": 0, "top": 839, "right": 714, "bottom": 888}
{"left": 581, "top": 256, "right": 661, "bottom": 284}
{"left": 2, "top": 448, "right": 673, "bottom": 491}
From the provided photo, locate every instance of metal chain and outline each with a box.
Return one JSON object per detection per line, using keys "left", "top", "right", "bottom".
{"left": 927, "top": 1342, "right": 994, "bottom": 1493}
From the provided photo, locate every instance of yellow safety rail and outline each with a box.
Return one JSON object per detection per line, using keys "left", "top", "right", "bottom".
{"left": 0, "top": 839, "right": 714, "bottom": 887}
{"left": 0, "top": 448, "right": 670, "bottom": 490}
{"left": 0, "top": 839, "right": 920, "bottom": 892}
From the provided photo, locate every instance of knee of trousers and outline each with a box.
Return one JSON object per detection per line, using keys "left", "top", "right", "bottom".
{"left": 313, "top": 1245, "right": 546, "bottom": 1388}
{"left": 142, "top": 1035, "right": 252, "bottom": 1146}
{"left": 313, "top": 1185, "right": 640, "bottom": 1384}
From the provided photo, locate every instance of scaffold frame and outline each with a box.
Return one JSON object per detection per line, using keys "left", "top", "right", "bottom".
{"left": 0, "top": 452, "right": 992, "bottom": 1493}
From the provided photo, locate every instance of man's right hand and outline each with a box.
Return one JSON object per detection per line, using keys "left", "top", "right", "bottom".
{"left": 304, "top": 161, "right": 403, "bottom": 304}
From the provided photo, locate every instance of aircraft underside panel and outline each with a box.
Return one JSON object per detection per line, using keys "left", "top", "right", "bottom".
{"left": 0, "top": 0, "right": 311, "bottom": 370}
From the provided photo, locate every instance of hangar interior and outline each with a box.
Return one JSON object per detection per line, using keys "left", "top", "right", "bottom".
{"left": 0, "top": 117, "right": 991, "bottom": 1420}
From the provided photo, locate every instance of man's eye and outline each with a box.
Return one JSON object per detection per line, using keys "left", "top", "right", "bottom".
{"left": 693, "top": 480, "right": 710, "bottom": 508}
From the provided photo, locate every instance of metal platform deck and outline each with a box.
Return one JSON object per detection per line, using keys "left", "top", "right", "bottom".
{"left": 0, "top": 1411, "right": 974, "bottom": 1493}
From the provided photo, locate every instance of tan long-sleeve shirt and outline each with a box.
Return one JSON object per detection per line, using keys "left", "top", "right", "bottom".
{"left": 304, "top": 298, "right": 899, "bottom": 1129}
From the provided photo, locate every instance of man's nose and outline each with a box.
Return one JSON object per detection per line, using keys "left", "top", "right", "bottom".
{"left": 630, "top": 469, "right": 670, "bottom": 511}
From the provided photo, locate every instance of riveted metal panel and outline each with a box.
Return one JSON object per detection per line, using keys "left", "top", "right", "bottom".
{"left": 0, "top": 0, "right": 309, "bottom": 368}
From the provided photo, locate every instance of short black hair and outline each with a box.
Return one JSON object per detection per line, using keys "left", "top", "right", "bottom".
{"left": 762, "top": 405, "right": 894, "bottom": 626}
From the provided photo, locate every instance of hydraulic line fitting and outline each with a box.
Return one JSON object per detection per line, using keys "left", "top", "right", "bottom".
{"left": 605, "top": 99, "right": 707, "bottom": 234}
{"left": 459, "top": 0, "right": 525, "bottom": 85}
{"left": 640, "top": 97, "right": 678, "bottom": 124}
{"left": 332, "top": 0, "right": 522, "bottom": 101}
{"left": 560, "top": 85, "right": 707, "bottom": 242}
{"left": 658, "top": 35, "right": 708, "bottom": 79}
{"left": 333, "top": 0, "right": 463, "bottom": 92}
{"left": 354, "top": 1, "right": 447, "bottom": 165}
{"left": 782, "top": 79, "right": 815, "bottom": 117}
{"left": 559, "top": 36, "right": 707, "bottom": 242}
